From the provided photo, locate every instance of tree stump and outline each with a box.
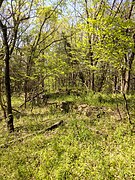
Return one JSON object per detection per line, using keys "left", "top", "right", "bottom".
{"left": 61, "top": 101, "right": 71, "bottom": 113}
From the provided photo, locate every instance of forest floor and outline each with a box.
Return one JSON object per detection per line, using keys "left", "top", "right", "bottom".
{"left": 0, "top": 93, "right": 135, "bottom": 180}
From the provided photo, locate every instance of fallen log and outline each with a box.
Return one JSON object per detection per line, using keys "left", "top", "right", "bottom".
{"left": 46, "top": 120, "right": 64, "bottom": 131}
{"left": 0, "top": 120, "right": 64, "bottom": 148}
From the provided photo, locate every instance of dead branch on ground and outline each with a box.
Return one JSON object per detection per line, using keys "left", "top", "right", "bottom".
{"left": 0, "top": 120, "right": 64, "bottom": 148}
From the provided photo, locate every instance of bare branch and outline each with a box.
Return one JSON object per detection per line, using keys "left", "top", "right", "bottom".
{"left": 94, "top": 0, "right": 104, "bottom": 19}
{"left": 39, "top": 38, "right": 66, "bottom": 54}
{"left": 111, "top": 0, "right": 117, "bottom": 11}
{"left": 122, "top": 93, "right": 132, "bottom": 124}
{"left": 33, "top": 0, "right": 64, "bottom": 50}
{"left": 0, "top": 0, "right": 4, "bottom": 8}
{"left": 128, "top": 0, "right": 135, "bottom": 19}
{"left": 113, "top": 0, "right": 124, "bottom": 18}
{"left": 0, "top": 20, "right": 9, "bottom": 50}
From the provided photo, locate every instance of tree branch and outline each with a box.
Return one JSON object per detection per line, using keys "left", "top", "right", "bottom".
{"left": 0, "top": 0, "right": 4, "bottom": 8}
{"left": 0, "top": 120, "right": 64, "bottom": 148}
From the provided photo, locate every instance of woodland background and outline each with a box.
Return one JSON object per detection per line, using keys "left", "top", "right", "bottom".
{"left": 0, "top": 0, "right": 135, "bottom": 131}
{"left": 0, "top": 1, "right": 135, "bottom": 179}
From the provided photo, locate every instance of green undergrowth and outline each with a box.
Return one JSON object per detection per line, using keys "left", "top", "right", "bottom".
{"left": 0, "top": 93, "right": 135, "bottom": 179}
{"left": 55, "top": 92, "right": 135, "bottom": 108}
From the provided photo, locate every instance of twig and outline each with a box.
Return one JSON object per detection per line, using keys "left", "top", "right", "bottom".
{"left": 114, "top": 91, "right": 123, "bottom": 121}
{"left": 122, "top": 93, "right": 132, "bottom": 124}
{"left": 116, "top": 103, "right": 123, "bottom": 121}
{"left": 19, "top": 91, "right": 44, "bottom": 108}
{"left": 3, "top": 105, "right": 21, "bottom": 114}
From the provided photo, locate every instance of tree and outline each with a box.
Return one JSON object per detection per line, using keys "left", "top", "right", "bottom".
{"left": 0, "top": 0, "right": 34, "bottom": 132}
{"left": 0, "top": 12, "right": 14, "bottom": 132}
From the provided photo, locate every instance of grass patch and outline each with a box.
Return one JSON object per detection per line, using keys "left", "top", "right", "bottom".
{"left": 0, "top": 94, "right": 135, "bottom": 179}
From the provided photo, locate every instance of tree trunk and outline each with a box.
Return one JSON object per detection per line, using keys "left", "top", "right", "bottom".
{"left": 85, "top": 0, "right": 95, "bottom": 91}
{"left": 5, "top": 53, "right": 14, "bottom": 132}
{"left": 0, "top": 21, "right": 14, "bottom": 132}
{"left": 0, "top": 76, "right": 7, "bottom": 119}
{"left": 113, "top": 73, "right": 118, "bottom": 93}
{"left": 121, "top": 45, "right": 134, "bottom": 94}
{"left": 91, "top": 71, "right": 95, "bottom": 91}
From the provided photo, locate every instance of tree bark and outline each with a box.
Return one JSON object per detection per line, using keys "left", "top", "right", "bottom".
{"left": 5, "top": 48, "right": 14, "bottom": 132}
{"left": 0, "top": 76, "right": 7, "bottom": 119}
{"left": 113, "top": 73, "right": 118, "bottom": 93}
{"left": 0, "top": 21, "right": 14, "bottom": 132}
{"left": 121, "top": 34, "right": 135, "bottom": 94}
